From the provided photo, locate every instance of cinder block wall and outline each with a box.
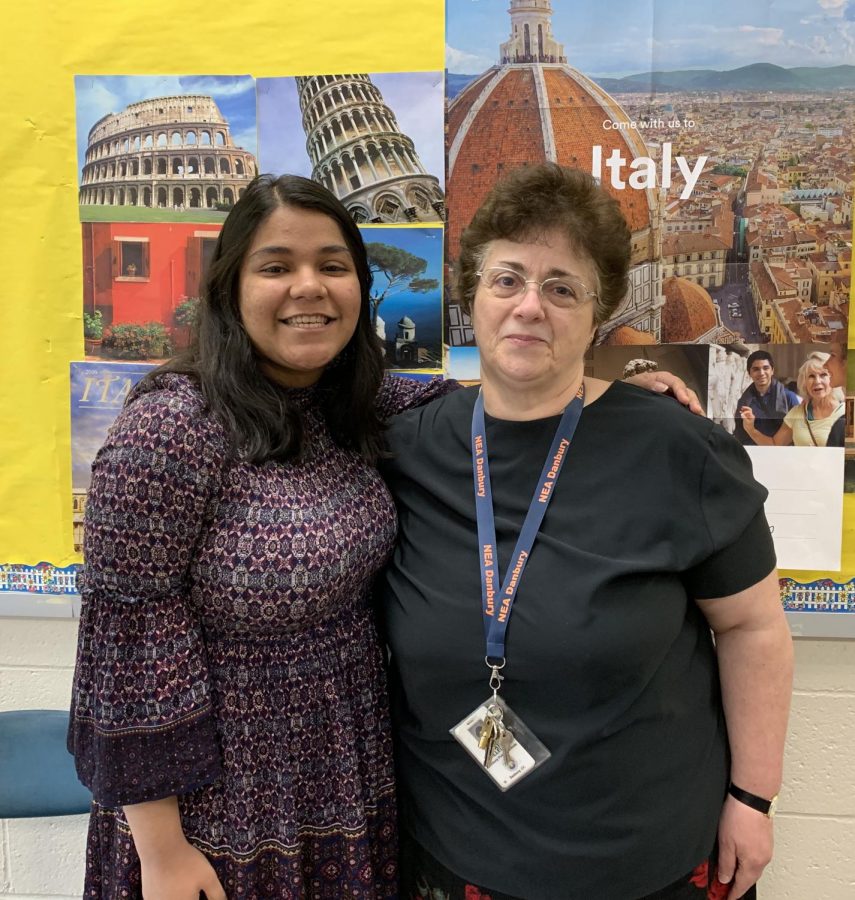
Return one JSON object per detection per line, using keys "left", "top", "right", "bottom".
{"left": 769, "top": 639, "right": 855, "bottom": 899}
{"left": 0, "top": 618, "right": 85, "bottom": 898}
{"left": 1, "top": 619, "right": 853, "bottom": 898}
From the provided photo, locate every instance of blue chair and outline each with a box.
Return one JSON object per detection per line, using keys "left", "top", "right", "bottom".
{"left": 0, "top": 709, "right": 91, "bottom": 817}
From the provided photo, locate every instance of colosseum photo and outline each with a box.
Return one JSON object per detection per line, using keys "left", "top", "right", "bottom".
{"left": 77, "top": 85, "right": 257, "bottom": 221}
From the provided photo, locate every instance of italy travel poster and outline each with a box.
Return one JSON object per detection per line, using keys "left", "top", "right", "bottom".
{"left": 445, "top": 0, "right": 852, "bottom": 351}
{"left": 70, "top": 361, "right": 154, "bottom": 552}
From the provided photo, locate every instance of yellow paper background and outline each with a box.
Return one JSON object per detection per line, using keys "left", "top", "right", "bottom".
{"left": 0, "top": 1, "right": 850, "bottom": 595}
{"left": 0, "top": 0, "right": 443, "bottom": 567}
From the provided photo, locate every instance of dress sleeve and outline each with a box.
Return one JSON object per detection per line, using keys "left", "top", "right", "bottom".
{"left": 374, "top": 372, "right": 459, "bottom": 419}
{"left": 68, "top": 386, "right": 226, "bottom": 807}
{"left": 682, "top": 425, "right": 776, "bottom": 600}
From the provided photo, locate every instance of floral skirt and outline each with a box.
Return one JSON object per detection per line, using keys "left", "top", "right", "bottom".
{"left": 400, "top": 830, "right": 757, "bottom": 900}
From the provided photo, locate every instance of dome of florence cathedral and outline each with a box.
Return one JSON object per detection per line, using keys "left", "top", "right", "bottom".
{"left": 446, "top": 0, "right": 665, "bottom": 345}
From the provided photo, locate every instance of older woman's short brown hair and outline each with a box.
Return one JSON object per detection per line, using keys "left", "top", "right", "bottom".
{"left": 456, "top": 163, "right": 631, "bottom": 325}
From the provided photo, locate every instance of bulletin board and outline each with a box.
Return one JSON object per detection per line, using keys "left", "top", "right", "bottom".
{"left": 1, "top": 0, "right": 853, "bottom": 637}
{"left": 0, "top": 0, "right": 444, "bottom": 583}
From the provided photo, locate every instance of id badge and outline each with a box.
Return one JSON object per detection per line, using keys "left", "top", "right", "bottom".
{"left": 450, "top": 695, "right": 550, "bottom": 791}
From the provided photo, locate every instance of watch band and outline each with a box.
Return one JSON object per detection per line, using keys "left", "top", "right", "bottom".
{"left": 728, "top": 782, "right": 778, "bottom": 818}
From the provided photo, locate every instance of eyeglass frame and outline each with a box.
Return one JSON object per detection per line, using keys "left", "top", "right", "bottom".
{"left": 474, "top": 266, "right": 599, "bottom": 309}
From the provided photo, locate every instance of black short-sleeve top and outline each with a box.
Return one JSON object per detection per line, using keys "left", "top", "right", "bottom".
{"left": 378, "top": 381, "right": 776, "bottom": 900}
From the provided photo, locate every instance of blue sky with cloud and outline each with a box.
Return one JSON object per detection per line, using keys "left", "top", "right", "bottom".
{"left": 256, "top": 72, "right": 444, "bottom": 182}
{"left": 74, "top": 75, "right": 256, "bottom": 177}
{"left": 448, "top": 346, "right": 481, "bottom": 381}
{"left": 447, "top": 0, "right": 855, "bottom": 77}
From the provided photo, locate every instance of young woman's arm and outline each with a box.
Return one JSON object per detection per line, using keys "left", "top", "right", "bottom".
{"left": 123, "top": 798, "right": 226, "bottom": 900}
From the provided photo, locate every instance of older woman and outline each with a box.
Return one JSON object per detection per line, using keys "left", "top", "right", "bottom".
{"left": 740, "top": 351, "right": 845, "bottom": 447}
{"left": 380, "top": 165, "right": 793, "bottom": 900}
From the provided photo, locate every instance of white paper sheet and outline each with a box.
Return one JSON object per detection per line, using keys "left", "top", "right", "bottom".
{"left": 745, "top": 447, "right": 844, "bottom": 571}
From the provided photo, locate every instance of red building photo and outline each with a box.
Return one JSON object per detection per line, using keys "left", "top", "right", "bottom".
{"left": 82, "top": 221, "right": 221, "bottom": 361}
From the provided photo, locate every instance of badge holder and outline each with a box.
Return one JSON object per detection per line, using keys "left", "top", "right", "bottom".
{"left": 450, "top": 663, "right": 550, "bottom": 791}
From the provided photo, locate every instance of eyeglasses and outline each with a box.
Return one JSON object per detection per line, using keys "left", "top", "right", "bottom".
{"left": 475, "top": 267, "right": 598, "bottom": 309}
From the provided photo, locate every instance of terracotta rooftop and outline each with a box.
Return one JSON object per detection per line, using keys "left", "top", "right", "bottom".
{"left": 662, "top": 232, "right": 730, "bottom": 256}
{"left": 750, "top": 261, "right": 781, "bottom": 305}
{"left": 601, "top": 325, "right": 656, "bottom": 346}
{"left": 698, "top": 174, "right": 738, "bottom": 190}
{"left": 820, "top": 305, "right": 849, "bottom": 334}
{"left": 746, "top": 169, "right": 777, "bottom": 192}
{"left": 768, "top": 265, "right": 797, "bottom": 293}
{"left": 743, "top": 203, "right": 798, "bottom": 223}
{"left": 661, "top": 276, "right": 718, "bottom": 342}
{"left": 747, "top": 229, "right": 815, "bottom": 250}
{"left": 774, "top": 297, "right": 813, "bottom": 341}
{"left": 808, "top": 254, "right": 841, "bottom": 273}
{"left": 773, "top": 297, "right": 848, "bottom": 343}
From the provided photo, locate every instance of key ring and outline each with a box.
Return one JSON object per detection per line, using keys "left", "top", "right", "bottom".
{"left": 485, "top": 703, "right": 504, "bottom": 723}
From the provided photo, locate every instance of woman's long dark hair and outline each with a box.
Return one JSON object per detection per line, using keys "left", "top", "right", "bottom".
{"left": 149, "top": 174, "right": 386, "bottom": 463}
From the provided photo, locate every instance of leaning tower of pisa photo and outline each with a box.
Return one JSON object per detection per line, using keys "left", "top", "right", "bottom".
{"left": 295, "top": 74, "right": 445, "bottom": 224}
{"left": 78, "top": 93, "right": 257, "bottom": 215}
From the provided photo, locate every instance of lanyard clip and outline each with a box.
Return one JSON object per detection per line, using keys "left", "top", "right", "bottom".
{"left": 485, "top": 656, "right": 506, "bottom": 701}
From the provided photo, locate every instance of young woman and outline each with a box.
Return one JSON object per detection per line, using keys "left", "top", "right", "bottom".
{"left": 68, "top": 175, "right": 453, "bottom": 899}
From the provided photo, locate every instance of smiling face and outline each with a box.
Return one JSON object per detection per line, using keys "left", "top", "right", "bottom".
{"left": 748, "top": 358, "right": 774, "bottom": 395}
{"left": 238, "top": 204, "right": 362, "bottom": 388}
{"left": 471, "top": 231, "right": 598, "bottom": 403}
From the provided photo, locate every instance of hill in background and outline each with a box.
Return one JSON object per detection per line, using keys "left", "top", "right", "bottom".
{"left": 446, "top": 64, "right": 855, "bottom": 100}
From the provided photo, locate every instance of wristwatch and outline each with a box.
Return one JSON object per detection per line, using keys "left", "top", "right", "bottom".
{"left": 728, "top": 783, "right": 778, "bottom": 818}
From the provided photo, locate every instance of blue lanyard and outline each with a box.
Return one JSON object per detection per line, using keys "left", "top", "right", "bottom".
{"left": 471, "top": 385, "right": 585, "bottom": 663}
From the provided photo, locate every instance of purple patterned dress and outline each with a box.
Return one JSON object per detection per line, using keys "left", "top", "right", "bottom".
{"left": 68, "top": 372, "right": 451, "bottom": 899}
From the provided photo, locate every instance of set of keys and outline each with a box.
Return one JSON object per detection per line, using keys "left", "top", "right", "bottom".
{"left": 477, "top": 704, "right": 516, "bottom": 770}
